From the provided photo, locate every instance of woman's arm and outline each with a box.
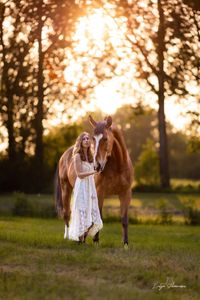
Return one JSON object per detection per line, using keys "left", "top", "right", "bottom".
{"left": 74, "top": 154, "right": 97, "bottom": 179}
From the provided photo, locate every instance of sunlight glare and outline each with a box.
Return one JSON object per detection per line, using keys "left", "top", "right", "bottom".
{"left": 62, "top": 7, "right": 197, "bottom": 131}
{"left": 94, "top": 85, "right": 124, "bottom": 115}
{"left": 72, "top": 7, "right": 126, "bottom": 55}
{"left": 93, "top": 78, "right": 135, "bottom": 115}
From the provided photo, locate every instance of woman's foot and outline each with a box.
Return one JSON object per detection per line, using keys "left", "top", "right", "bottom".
{"left": 79, "top": 233, "right": 85, "bottom": 243}
{"left": 78, "top": 231, "right": 89, "bottom": 243}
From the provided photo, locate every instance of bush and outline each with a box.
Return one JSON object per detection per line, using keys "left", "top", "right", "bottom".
{"left": 12, "top": 193, "right": 33, "bottom": 216}
{"left": 36, "top": 204, "right": 57, "bottom": 218}
{"left": 156, "top": 199, "right": 173, "bottom": 224}
{"left": 134, "top": 139, "right": 160, "bottom": 186}
{"left": 11, "top": 193, "right": 57, "bottom": 218}
{"left": 133, "top": 184, "right": 171, "bottom": 193}
{"left": 183, "top": 199, "right": 200, "bottom": 225}
{"left": 185, "top": 207, "right": 200, "bottom": 225}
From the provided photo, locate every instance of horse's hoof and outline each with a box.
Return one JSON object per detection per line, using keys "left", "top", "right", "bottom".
{"left": 64, "top": 233, "right": 68, "bottom": 239}
{"left": 124, "top": 243, "right": 129, "bottom": 250}
{"left": 93, "top": 240, "right": 99, "bottom": 247}
{"left": 64, "top": 226, "right": 69, "bottom": 239}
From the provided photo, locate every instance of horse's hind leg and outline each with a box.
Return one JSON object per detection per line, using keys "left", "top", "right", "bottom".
{"left": 61, "top": 179, "right": 72, "bottom": 239}
{"left": 119, "top": 189, "right": 131, "bottom": 246}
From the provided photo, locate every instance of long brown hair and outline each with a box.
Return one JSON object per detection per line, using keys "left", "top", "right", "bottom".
{"left": 72, "top": 132, "right": 93, "bottom": 163}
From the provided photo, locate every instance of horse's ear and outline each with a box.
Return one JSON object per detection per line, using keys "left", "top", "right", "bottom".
{"left": 106, "top": 116, "right": 112, "bottom": 128}
{"left": 88, "top": 115, "right": 97, "bottom": 128}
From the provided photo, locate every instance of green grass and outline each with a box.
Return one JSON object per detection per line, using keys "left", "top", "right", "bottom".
{"left": 0, "top": 216, "right": 200, "bottom": 300}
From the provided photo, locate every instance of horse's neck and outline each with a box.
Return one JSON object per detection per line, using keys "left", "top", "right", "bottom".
{"left": 111, "top": 137, "right": 127, "bottom": 171}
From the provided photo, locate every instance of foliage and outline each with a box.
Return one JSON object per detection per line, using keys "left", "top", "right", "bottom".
{"left": 0, "top": 157, "right": 35, "bottom": 192}
{"left": 188, "top": 136, "right": 200, "bottom": 153}
{"left": 168, "top": 130, "right": 200, "bottom": 179}
{"left": 183, "top": 198, "right": 200, "bottom": 225}
{"left": 134, "top": 139, "right": 160, "bottom": 186}
{"left": 106, "top": 0, "right": 199, "bottom": 187}
{"left": 12, "top": 192, "right": 33, "bottom": 216}
{"left": 0, "top": 0, "right": 36, "bottom": 160}
{"left": 185, "top": 207, "right": 200, "bottom": 225}
{"left": 1, "top": 106, "right": 200, "bottom": 192}
{"left": 1, "top": 192, "right": 200, "bottom": 225}
{"left": 0, "top": 122, "right": 82, "bottom": 192}
{"left": 0, "top": 0, "right": 199, "bottom": 191}
{"left": 113, "top": 105, "right": 157, "bottom": 163}
{"left": 43, "top": 123, "right": 83, "bottom": 170}
{"left": 0, "top": 0, "right": 86, "bottom": 186}
{"left": 11, "top": 193, "right": 56, "bottom": 218}
{"left": 155, "top": 199, "right": 173, "bottom": 224}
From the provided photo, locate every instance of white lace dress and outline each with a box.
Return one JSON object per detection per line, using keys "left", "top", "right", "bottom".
{"left": 68, "top": 161, "right": 103, "bottom": 241}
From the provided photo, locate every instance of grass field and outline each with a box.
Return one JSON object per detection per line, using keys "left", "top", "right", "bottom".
{"left": 0, "top": 216, "right": 200, "bottom": 300}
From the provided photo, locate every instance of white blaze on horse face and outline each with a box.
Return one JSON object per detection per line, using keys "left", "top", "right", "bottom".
{"left": 94, "top": 134, "right": 103, "bottom": 168}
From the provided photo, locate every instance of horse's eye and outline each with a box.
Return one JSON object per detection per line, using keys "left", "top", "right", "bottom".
{"left": 103, "top": 136, "right": 108, "bottom": 141}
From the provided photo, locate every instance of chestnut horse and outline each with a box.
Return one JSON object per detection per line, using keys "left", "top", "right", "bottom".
{"left": 55, "top": 115, "right": 133, "bottom": 246}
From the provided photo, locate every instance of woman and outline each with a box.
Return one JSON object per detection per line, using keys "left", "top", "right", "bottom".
{"left": 68, "top": 132, "right": 103, "bottom": 242}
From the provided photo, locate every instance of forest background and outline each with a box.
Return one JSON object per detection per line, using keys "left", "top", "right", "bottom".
{"left": 0, "top": 0, "right": 199, "bottom": 193}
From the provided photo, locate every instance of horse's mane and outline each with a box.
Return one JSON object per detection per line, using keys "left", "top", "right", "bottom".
{"left": 111, "top": 125, "right": 128, "bottom": 170}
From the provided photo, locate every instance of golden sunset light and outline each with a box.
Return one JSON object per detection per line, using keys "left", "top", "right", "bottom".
{"left": 62, "top": 6, "right": 199, "bottom": 131}
{"left": 94, "top": 82, "right": 129, "bottom": 115}
{"left": 1, "top": 2, "right": 200, "bottom": 293}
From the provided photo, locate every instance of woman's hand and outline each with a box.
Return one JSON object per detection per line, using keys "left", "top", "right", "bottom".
{"left": 93, "top": 169, "right": 98, "bottom": 174}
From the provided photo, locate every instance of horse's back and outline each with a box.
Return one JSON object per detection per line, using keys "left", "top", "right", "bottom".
{"left": 59, "top": 146, "right": 76, "bottom": 187}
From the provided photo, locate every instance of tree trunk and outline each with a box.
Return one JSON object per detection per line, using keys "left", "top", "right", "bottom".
{"left": 1, "top": 4, "right": 16, "bottom": 162}
{"left": 35, "top": 2, "right": 44, "bottom": 191}
{"left": 157, "top": 0, "right": 170, "bottom": 188}
{"left": 7, "top": 93, "right": 16, "bottom": 161}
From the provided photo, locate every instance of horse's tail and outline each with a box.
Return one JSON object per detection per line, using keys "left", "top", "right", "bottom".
{"left": 54, "top": 165, "right": 63, "bottom": 218}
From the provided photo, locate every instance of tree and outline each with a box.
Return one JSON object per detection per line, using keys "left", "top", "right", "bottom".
{"left": 109, "top": 0, "right": 200, "bottom": 187}
{"left": 22, "top": 0, "right": 85, "bottom": 190}
{"left": 0, "top": 0, "right": 86, "bottom": 190}
{"left": 0, "top": 1, "right": 37, "bottom": 161}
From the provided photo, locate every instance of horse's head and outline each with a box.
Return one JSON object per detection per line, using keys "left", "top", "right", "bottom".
{"left": 89, "top": 115, "right": 114, "bottom": 172}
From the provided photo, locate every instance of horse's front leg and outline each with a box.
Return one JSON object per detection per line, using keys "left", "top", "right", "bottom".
{"left": 119, "top": 189, "right": 131, "bottom": 247}
{"left": 93, "top": 192, "right": 104, "bottom": 245}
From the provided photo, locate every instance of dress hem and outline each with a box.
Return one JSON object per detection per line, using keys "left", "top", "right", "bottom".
{"left": 68, "top": 222, "right": 103, "bottom": 241}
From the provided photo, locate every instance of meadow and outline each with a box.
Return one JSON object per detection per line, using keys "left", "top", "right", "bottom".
{"left": 0, "top": 189, "right": 200, "bottom": 224}
{"left": 0, "top": 217, "right": 200, "bottom": 300}
{"left": 0, "top": 179, "right": 199, "bottom": 299}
